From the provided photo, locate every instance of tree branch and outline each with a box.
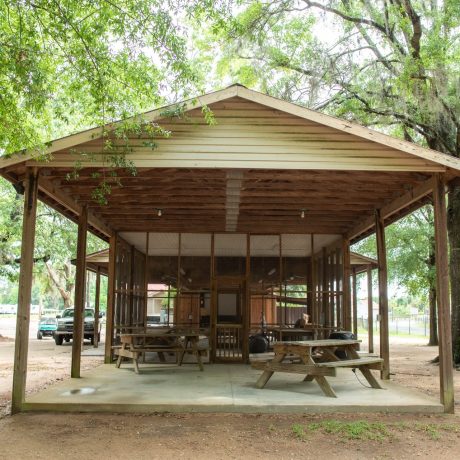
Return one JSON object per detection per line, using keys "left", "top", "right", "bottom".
{"left": 301, "top": 0, "right": 407, "bottom": 55}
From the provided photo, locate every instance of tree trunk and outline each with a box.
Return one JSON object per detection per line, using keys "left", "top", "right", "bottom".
{"left": 38, "top": 295, "right": 43, "bottom": 319}
{"left": 447, "top": 184, "right": 460, "bottom": 364}
{"left": 45, "top": 261, "right": 73, "bottom": 308}
{"left": 428, "top": 234, "right": 438, "bottom": 346}
{"left": 428, "top": 285, "right": 438, "bottom": 346}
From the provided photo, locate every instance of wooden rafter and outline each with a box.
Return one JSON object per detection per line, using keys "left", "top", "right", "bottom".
{"left": 4, "top": 167, "right": 433, "bottom": 235}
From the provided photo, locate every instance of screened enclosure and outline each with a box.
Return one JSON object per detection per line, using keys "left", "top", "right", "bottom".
{"left": 111, "top": 231, "right": 347, "bottom": 362}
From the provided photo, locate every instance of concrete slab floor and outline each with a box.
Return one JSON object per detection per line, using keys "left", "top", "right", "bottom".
{"left": 24, "top": 361, "right": 444, "bottom": 414}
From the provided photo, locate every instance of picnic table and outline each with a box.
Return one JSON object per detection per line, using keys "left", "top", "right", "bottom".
{"left": 251, "top": 339, "right": 383, "bottom": 398}
{"left": 266, "top": 326, "right": 319, "bottom": 341}
{"left": 115, "top": 329, "right": 206, "bottom": 374}
{"left": 265, "top": 325, "right": 341, "bottom": 342}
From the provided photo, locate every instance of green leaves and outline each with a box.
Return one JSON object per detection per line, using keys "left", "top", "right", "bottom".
{"left": 0, "top": 177, "right": 105, "bottom": 296}
{"left": 354, "top": 206, "right": 434, "bottom": 306}
{"left": 202, "top": 1, "right": 459, "bottom": 154}
{"left": 0, "top": 0, "right": 200, "bottom": 157}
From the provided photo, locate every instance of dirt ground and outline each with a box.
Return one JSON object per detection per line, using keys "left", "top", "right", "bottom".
{"left": 1, "top": 325, "right": 460, "bottom": 459}
{"left": 0, "top": 319, "right": 102, "bottom": 419}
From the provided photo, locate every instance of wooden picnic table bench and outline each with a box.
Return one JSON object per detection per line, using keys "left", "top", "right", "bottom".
{"left": 115, "top": 329, "right": 206, "bottom": 374}
{"left": 252, "top": 339, "right": 383, "bottom": 398}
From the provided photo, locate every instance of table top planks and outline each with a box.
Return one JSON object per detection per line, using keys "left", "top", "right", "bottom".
{"left": 273, "top": 339, "right": 361, "bottom": 348}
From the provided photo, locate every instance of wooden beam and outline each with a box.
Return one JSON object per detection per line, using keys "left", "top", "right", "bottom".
{"left": 348, "top": 178, "right": 434, "bottom": 242}
{"left": 322, "top": 248, "right": 329, "bottom": 327}
{"left": 375, "top": 209, "right": 390, "bottom": 380}
{"left": 11, "top": 168, "right": 38, "bottom": 414}
{"left": 243, "top": 233, "right": 250, "bottom": 363}
{"left": 329, "top": 251, "right": 335, "bottom": 328}
{"left": 93, "top": 267, "right": 101, "bottom": 348}
{"left": 352, "top": 268, "right": 358, "bottom": 337}
{"left": 367, "top": 266, "right": 374, "bottom": 354}
{"left": 26, "top": 155, "right": 447, "bottom": 172}
{"left": 433, "top": 173, "right": 454, "bottom": 413}
{"left": 38, "top": 176, "right": 112, "bottom": 239}
{"left": 104, "top": 234, "right": 117, "bottom": 364}
{"left": 71, "top": 205, "right": 88, "bottom": 378}
{"left": 335, "top": 248, "right": 342, "bottom": 328}
{"left": 129, "top": 245, "right": 135, "bottom": 327}
{"left": 144, "top": 232, "right": 149, "bottom": 327}
{"left": 210, "top": 233, "right": 216, "bottom": 363}
{"left": 280, "top": 234, "right": 285, "bottom": 325}
{"left": 342, "top": 238, "right": 351, "bottom": 331}
{"left": 306, "top": 251, "right": 313, "bottom": 321}
{"left": 310, "top": 235, "right": 317, "bottom": 324}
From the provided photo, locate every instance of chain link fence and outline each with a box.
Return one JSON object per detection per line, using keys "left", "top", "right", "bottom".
{"left": 358, "top": 314, "right": 429, "bottom": 337}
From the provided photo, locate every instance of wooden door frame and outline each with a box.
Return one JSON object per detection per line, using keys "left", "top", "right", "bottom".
{"left": 211, "top": 275, "right": 249, "bottom": 363}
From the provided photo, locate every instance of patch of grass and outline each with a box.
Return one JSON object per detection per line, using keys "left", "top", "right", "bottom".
{"left": 291, "top": 423, "right": 308, "bottom": 441}
{"left": 414, "top": 423, "right": 440, "bottom": 440}
{"left": 439, "top": 424, "right": 460, "bottom": 433}
{"left": 306, "top": 420, "right": 390, "bottom": 441}
{"left": 414, "top": 423, "right": 459, "bottom": 440}
{"left": 392, "top": 421, "right": 410, "bottom": 430}
{"left": 292, "top": 420, "right": 459, "bottom": 443}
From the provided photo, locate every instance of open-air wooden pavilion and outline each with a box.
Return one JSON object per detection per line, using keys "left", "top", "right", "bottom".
{"left": 1, "top": 84, "right": 458, "bottom": 414}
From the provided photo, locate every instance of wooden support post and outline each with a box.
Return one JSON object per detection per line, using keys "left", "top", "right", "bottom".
{"left": 318, "top": 255, "right": 323, "bottom": 324}
{"left": 335, "top": 248, "right": 342, "bottom": 328}
{"left": 93, "top": 267, "right": 101, "bottom": 348}
{"left": 352, "top": 268, "right": 358, "bottom": 338}
{"left": 11, "top": 168, "right": 38, "bottom": 415}
{"left": 129, "top": 245, "right": 135, "bottom": 327}
{"left": 342, "top": 238, "right": 351, "bottom": 331}
{"left": 177, "top": 233, "right": 182, "bottom": 292}
{"left": 210, "top": 233, "right": 216, "bottom": 363}
{"left": 104, "top": 234, "right": 117, "bottom": 364}
{"left": 322, "top": 248, "right": 329, "bottom": 327}
{"left": 85, "top": 270, "right": 90, "bottom": 309}
{"left": 144, "top": 232, "right": 149, "bottom": 327}
{"left": 177, "top": 233, "right": 183, "bottom": 327}
{"left": 375, "top": 209, "right": 390, "bottom": 380}
{"left": 306, "top": 239, "right": 313, "bottom": 321}
{"left": 433, "top": 174, "right": 454, "bottom": 413}
{"left": 280, "top": 234, "right": 284, "bottom": 324}
{"left": 330, "top": 251, "right": 335, "bottom": 327}
{"left": 243, "top": 233, "right": 250, "bottom": 364}
{"left": 367, "top": 266, "right": 374, "bottom": 354}
{"left": 310, "top": 235, "right": 317, "bottom": 324}
{"left": 71, "top": 205, "right": 87, "bottom": 378}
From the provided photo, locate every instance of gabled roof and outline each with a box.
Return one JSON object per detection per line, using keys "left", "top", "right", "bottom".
{"left": 1, "top": 84, "right": 460, "bottom": 172}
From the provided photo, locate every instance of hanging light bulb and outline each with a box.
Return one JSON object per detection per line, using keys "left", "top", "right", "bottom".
{"left": 157, "top": 209, "right": 162, "bottom": 217}
{"left": 300, "top": 209, "right": 305, "bottom": 219}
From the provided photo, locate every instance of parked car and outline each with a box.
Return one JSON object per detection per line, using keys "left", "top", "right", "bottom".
{"left": 37, "top": 316, "right": 57, "bottom": 339}
{"left": 54, "top": 308, "right": 101, "bottom": 345}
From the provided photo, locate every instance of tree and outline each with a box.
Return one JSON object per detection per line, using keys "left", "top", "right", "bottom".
{"left": 0, "top": 177, "right": 105, "bottom": 308}
{"left": 0, "top": 1, "right": 209, "bottom": 202}
{"left": 0, "top": 0, "right": 202, "bottom": 154}
{"left": 0, "top": 1, "right": 208, "bottom": 309}
{"left": 203, "top": 0, "right": 460, "bottom": 361}
{"left": 354, "top": 206, "right": 437, "bottom": 345}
